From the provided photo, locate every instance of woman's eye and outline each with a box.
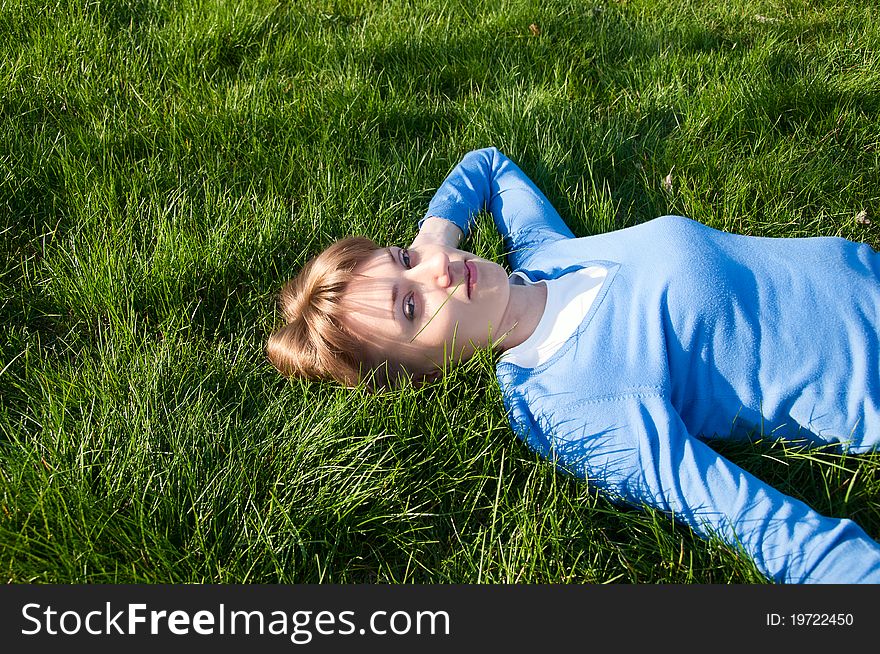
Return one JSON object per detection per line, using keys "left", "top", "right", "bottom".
{"left": 403, "top": 293, "right": 416, "bottom": 321}
{"left": 400, "top": 249, "right": 412, "bottom": 268}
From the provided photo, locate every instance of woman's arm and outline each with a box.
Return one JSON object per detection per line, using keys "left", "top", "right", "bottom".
{"left": 637, "top": 398, "right": 880, "bottom": 583}
{"left": 529, "top": 394, "right": 880, "bottom": 583}
{"left": 420, "top": 147, "right": 575, "bottom": 268}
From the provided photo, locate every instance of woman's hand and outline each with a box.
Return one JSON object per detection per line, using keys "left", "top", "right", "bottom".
{"left": 411, "top": 216, "right": 463, "bottom": 249}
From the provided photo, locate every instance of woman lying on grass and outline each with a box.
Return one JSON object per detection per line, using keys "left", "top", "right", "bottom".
{"left": 267, "top": 147, "right": 880, "bottom": 584}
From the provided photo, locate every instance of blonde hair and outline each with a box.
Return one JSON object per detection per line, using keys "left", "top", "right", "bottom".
{"left": 266, "top": 237, "right": 381, "bottom": 387}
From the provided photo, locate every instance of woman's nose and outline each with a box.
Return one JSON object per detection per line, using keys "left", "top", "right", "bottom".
{"left": 421, "top": 250, "right": 450, "bottom": 288}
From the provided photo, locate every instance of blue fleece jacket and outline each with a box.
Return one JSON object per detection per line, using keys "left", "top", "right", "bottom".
{"left": 422, "top": 147, "right": 880, "bottom": 584}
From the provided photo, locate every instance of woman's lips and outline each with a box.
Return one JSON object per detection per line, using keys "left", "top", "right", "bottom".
{"left": 465, "top": 260, "right": 477, "bottom": 298}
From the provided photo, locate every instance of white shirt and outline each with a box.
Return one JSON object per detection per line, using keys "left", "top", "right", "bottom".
{"left": 500, "top": 265, "right": 609, "bottom": 368}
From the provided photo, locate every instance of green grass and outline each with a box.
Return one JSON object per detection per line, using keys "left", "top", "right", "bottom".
{"left": 1, "top": 0, "right": 879, "bottom": 583}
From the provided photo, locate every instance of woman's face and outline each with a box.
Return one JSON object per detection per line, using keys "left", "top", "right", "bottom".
{"left": 341, "top": 241, "right": 514, "bottom": 376}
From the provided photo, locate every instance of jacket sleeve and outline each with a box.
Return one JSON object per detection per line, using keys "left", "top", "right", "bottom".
{"left": 544, "top": 394, "right": 880, "bottom": 583}
{"left": 421, "top": 147, "right": 575, "bottom": 269}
